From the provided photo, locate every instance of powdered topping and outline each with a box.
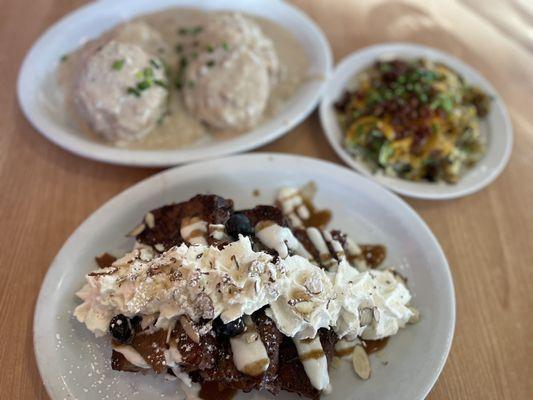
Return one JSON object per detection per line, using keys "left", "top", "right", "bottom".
{"left": 75, "top": 236, "right": 286, "bottom": 335}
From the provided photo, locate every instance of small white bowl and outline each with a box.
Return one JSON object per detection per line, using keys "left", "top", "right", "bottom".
{"left": 319, "top": 43, "right": 513, "bottom": 200}
{"left": 17, "top": 0, "right": 332, "bottom": 167}
{"left": 34, "top": 153, "right": 454, "bottom": 400}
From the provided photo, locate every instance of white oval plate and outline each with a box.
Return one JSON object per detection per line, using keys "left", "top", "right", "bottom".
{"left": 319, "top": 43, "right": 513, "bottom": 200}
{"left": 34, "top": 153, "right": 455, "bottom": 400}
{"left": 17, "top": 0, "right": 332, "bottom": 167}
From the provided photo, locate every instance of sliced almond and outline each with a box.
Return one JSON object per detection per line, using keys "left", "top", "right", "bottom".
{"left": 359, "top": 307, "right": 373, "bottom": 326}
{"left": 144, "top": 212, "right": 155, "bottom": 229}
{"left": 140, "top": 314, "right": 158, "bottom": 330}
{"left": 294, "top": 301, "right": 314, "bottom": 314}
{"left": 180, "top": 316, "right": 200, "bottom": 343}
{"left": 408, "top": 307, "right": 420, "bottom": 324}
{"left": 372, "top": 307, "right": 381, "bottom": 323}
{"left": 352, "top": 344, "right": 371, "bottom": 380}
{"left": 127, "top": 223, "right": 146, "bottom": 237}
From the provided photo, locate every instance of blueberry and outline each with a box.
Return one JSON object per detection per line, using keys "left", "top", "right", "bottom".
{"left": 212, "top": 317, "right": 245, "bottom": 337}
{"left": 109, "top": 314, "right": 135, "bottom": 344}
{"left": 225, "top": 213, "right": 254, "bottom": 238}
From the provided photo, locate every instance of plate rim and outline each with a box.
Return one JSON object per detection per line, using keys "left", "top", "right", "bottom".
{"left": 17, "top": 0, "right": 333, "bottom": 167}
{"left": 319, "top": 41, "right": 513, "bottom": 200}
{"left": 33, "top": 152, "right": 455, "bottom": 400}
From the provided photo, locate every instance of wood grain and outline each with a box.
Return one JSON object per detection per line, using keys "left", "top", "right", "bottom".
{"left": 0, "top": 0, "right": 531, "bottom": 399}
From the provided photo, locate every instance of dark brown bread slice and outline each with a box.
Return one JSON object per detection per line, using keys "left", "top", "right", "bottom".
{"left": 110, "top": 328, "right": 169, "bottom": 374}
{"left": 136, "top": 194, "right": 234, "bottom": 250}
{"left": 199, "top": 336, "right": 256, "bottom": 392}
{"left": 251, "top": 312, "right": 283, "bottom": 394}
{"left": 129, "top": 329, "right": 169, "bottom": 374}
{"left": 240, "top": 205, "right": 286, "bottom": 227}
{"left": 199, "top": 311, "right": 283, "bottom": 395}
{"left": 319, "top": 328, "right": 339, "bottom": 365}
{"left": 277, "top": 328, "right": 339, "bottom": 400}
{"left": 171, "top": 322, "right": 219, "bottom": 372}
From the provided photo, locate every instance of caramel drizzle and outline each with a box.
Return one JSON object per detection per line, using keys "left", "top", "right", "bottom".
{"left": 334, "top": 346, "right": 356, "bottom": 357}
{"left": 242, "top": 358, "right": 269, "bottom": 377}
{"left": 255, "top": 220, "right": 276, "bottom": 231}
{"left": 300, "top": 349, "right": 325, "bottom": 361}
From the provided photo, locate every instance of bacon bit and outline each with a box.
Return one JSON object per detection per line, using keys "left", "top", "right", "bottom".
{"left": 95, "top": 253, "right": 117, "bottom": 269}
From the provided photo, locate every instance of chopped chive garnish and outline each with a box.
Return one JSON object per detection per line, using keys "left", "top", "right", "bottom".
{"left": 135, "top": 71, "right": 143, "bottom": 80}
{"left": 178, "top": 28, "right": 188, "bottom": 35}
{"left": 143, "top": 67, "right": 154, "bottom": 78}
{"left": 192, "top": 26, "right": 203, "bottom": 35}
{"left": 206, "top": 45, "right": 214, "bottom": 53}
{"left": 149, "top": 59, "right": 160, "bottom": 69}
{"left": 191, "top": 51, "right": 198, "bottom": 60}
{"left": 221, "top": 42, "right": 229, "bottom": 51}
{"left": 154, "top": 80, "right": 167, "bottom": 88}
{"left": 127, "top": 87, "right": 141, "bottom": 97}
{"left": 206, "top": 60, "right": 215, "bottom": 67}
{"left": 112, "top": 59, "right": 125, "bottom": 70}
{"left": 60, "top": 54, "right": 69, "bottom": 63}
{"left": 187, "top": 80, "right": 196, "bottom": 88}
{"left": 136, "top": 81, "right": 151, "bottom": 90}
{"left": 175, "top": 43, "right": 183, "bottom": 53}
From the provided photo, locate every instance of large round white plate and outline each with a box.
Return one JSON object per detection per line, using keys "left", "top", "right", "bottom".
{"left": 34, "top": 153, "right": 455, "bottom": 400}
{"left": 319, "top": 43, "right": 513, "bottom": 200}
{"left": 17, "top": 0, "right": 332, "bottom": 167}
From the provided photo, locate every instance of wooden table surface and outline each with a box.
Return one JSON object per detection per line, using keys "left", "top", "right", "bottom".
{"left": 1, "top": 0, "right": 531, "bottom": 398}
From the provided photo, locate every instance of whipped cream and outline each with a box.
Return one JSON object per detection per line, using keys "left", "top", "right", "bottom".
{"left": 76, "top": 237, "right": 413, "bottom": 341}
{"left": 333, "top": 259, "right": 414, "bottom": 340}
{"left": 277, "top": 187, "right": 310, "bottom": 228}
{"left": 75, "top": 236, "right": 286, "bottom": 335}
{"left": 266, "top": 256, "right": 339, "bottom": 339}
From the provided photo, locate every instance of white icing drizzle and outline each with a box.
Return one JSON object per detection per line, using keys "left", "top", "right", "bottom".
{"left": 288, "top": 213, "right": 303, "bottom": 228}
{"left": 255, "top": 221, "right": 298, "bottom": 258}
{"left": 208, "top": 223, "right": 230, "bottom": 242}
{"left": 293, "top": 336, "right": 330, "bottom": 391}
{"left": 293, "top": 241, "right": 313, "bottom": 259}
{"left": 180, "top": 217, "right": 208, "bottom": 245}
{"left": 297, "top": 204, "right": 310, "bottom": 219}
{"left": 113, "top": 345, "right": 150, "bottom": 369}
{"left": 306, "top": 227, "right": 336, "bottom": 268}
{"left": 255, "top": 220, "right": 313, "bottom": 260}
{"left": 322, "top": 231, "right": 346, "bottom": 261}
{"left": 277, "top": 187, "right": 306, "bottom": 228}
{"left": 230, "top": 316, "right": 270, "bottom": 376}
{"left": 345, "top": 237, "right": 362, "bottom": 256}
